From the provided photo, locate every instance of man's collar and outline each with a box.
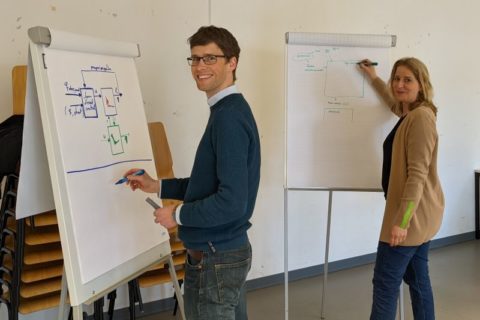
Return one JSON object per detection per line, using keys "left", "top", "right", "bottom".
{"left": 207, "top": 85, "right": 239, "bottom": 107}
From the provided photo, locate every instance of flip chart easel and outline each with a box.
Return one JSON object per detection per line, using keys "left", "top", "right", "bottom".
{"left": 19, "top": 26, "right": 184, "bottom": 319}
{"left": 284, "top": 32, "right": 398, "bottom": 319}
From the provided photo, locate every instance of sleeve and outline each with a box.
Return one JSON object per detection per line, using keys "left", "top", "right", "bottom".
{"left": 393, "top": 108, "right": 437, "bottom": 228}
{"left": 371, "top": 77, "right": 402, "bottom": 117}
{"left": 179, "top": 110, "right": 250, "bottom": 227}
{"left": 161, "top": 178, "right": 190, "bottom": 200}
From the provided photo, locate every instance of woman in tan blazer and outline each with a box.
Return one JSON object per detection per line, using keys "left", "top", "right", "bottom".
{"left": 359, "top": 57, "right": 444, "bottom": 320}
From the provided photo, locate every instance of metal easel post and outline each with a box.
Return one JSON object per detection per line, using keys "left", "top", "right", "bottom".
{"left": 57, "top": 267, "right": 68, "bottom": 320}
{"left": 72, "top": 305, "right": 83, "bottom": 320}
{"left": 167, "top": 254, "right": 185, "bottom": 320}
{"left": 58, "top": 267, "right": 83, "bottom": 320}
{"left": 320, "top": 190, "right": 333, "bottom": 319}
{"left": 284, "top": 187, "right": 289, "bottom": 320}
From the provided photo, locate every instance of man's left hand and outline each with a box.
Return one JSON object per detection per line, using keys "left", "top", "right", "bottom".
{"left": 154, "top": 205, "right": 178, "bottom": 229}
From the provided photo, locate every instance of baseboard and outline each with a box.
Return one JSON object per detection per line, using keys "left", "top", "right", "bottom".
{"left": 88, "top": 231, "right": 475, "bottom": 319}
{"left": 429, "top": 231, "right": 475, "bottom": 249}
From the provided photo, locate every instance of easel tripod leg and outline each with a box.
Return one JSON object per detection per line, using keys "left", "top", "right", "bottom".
{"left": 167, "top": 255, "right": 185, "bottom": 319}
{"left": 321, "top": 190, "right": 333, "bottom": 319}
{"left": 58, "top": 268, "right": 68, "bottom": 320}
{"left": 72, "top": 305, "right": 83, "bottom": 320}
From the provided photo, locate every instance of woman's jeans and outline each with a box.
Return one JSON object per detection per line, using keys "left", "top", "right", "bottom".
{"left": 184, "top": 242, "right": 252, "bottom": 320}
{"left": 370, "top": 241, "right": 434, "bottom": 320}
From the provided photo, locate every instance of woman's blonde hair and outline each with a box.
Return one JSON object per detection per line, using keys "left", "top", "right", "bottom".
{"left": 389, "top": 57, "right": 437, "bottom": 115}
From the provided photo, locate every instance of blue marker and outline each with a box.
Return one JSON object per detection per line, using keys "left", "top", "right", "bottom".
{"left": 115, "top": 169, "right": 145, "bottom": 185}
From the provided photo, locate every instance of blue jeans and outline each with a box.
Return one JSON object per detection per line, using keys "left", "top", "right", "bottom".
{"left": 184, "top": 242, "right": 252, "bottom": 320}
{"left": 370, "top": 241, "right": 435, "bottom": 320}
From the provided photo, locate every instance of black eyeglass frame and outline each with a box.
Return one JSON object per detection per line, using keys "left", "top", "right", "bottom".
{"left": 187, "top": 55, "right": 227, "bottom": 66}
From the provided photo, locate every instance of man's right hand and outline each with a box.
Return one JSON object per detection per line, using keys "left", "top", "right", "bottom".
{"left": 123, "top": 168, "right": 159, "bottom": 193}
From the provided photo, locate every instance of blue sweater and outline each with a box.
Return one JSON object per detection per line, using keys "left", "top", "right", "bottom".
{"left": 161, "top": 93, "right": 261, "bottom": 251}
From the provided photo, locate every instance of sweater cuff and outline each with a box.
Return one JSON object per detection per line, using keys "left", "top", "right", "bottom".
{"left": 157, "top": 179, "right": 162, "bottom": 198}
{"left": 175, "top": 204, "right": 183, "bottom": 225}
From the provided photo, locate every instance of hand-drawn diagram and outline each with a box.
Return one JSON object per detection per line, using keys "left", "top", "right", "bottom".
{"left": 64, "top": 65, "right": 129, "bottom": 155}
{"left": 292, "top": 47, "right": 366, "bottom": 99}
{"left": 286, "top": 42, "right": 395, "bottom": 189}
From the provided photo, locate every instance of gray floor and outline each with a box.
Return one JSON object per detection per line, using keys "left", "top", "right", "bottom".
{"left": 141, "top": 239, "right": 480, "bottom": 319}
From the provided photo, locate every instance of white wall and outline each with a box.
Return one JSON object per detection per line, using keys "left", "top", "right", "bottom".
{"left": 1, "top": 0, "right": 479, "bottom": 318}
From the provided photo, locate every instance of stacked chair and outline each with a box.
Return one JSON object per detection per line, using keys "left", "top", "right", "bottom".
{"left": 0, "top": 174, "right": 19, "bottom": 318}
{"left": 0, "top": 180, "right": 65, "bottom": 319}
{"left": 0, "top": 65, "right": 68, "bottom": 320}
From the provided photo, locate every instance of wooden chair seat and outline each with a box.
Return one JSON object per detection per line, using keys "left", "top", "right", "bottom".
{"left": 171, "top": 253, "right": 186, "bottom": 267}
{"left": 3, "top": 221, "right": 60, "bottom": 246}
{"left": 2, "top": 262, "right": 64, "bottom": 284}
{"left": 146, "top": 252, "right": 186, "bottom": 272}
{"left": 25, "top": 228, "right": 61, "bottom": 246}
{"left": 3, "top": 236, "right": 14, "bottom": 249}
{"left": 21, "top": 262, "right": 63, "bottom": 283}
{"left": 170, "top": 240, "right": 185, "bottom": 252}
{"left": 3, "top": 241, "right": 63, "bottom": 265}
{"left": 25, "top": 211, "right": 57, "bottom": 227}
{"left": 5, "top": 217, "right": 16, "bottom": 230}
{"left": 23, "top": 243, "right": 63, "bottom": 265}
{"left": 138, "top": 269, "right": 185, "bottom": 288}
{"left": 20, "top": 277, "right": 62, "bottom": 298}
{"left": 18, "top": 292, "right": 67, "bottom": 314}
{"left": 1, "top": 254, "right": 12, "bottom": 269}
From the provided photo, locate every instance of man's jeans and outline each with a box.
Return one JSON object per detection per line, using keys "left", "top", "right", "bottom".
{"left": 184, "top": 242, "right": 252, "bottom": 320}
{"left": 370, "top": 241, "right": 435, "bottom": 320}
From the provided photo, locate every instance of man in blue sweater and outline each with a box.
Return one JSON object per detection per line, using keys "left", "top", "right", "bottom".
{"left": 125, "top": 26, "right": 260, "bottom": 319}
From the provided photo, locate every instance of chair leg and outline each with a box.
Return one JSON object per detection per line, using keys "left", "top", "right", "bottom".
{"left": 134, "top": 280, "right": 143, "bottom": 312}
{"left": 0, "top": 288, "right": 12, "bottom": 320}
{"left": 173, "top": 292, "right": 178, "bottom": 315}
{"left": 107, "top": 290, "right": 116, "bottom": 320}
{"left": 128, "top": 280, "right": 135, "bottom": 320}
{"left": 127, "top": 279, "right": 144, "bottom": 319}
{"left": 94, "top": 297, "right": 104, "bottom": 320}
{"left": 11, "top": 218, "right": 23, "bottom": 320}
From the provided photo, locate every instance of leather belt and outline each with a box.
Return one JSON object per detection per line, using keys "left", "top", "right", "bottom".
{"left": 187, "top": 249, "right": 204, "bottom": 262}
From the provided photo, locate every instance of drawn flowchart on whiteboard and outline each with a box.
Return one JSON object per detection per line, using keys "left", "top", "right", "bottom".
{"left": 21, "top": 41, "right": 160, "bottom": 286}
{"left": 43, "top": 51, "right": 153, "bottom": 177}
{"left": 286, "top": 42, "right": 396, "bottom": 188}
{"left": 293, "top": 48, "right": 365, "bottom": 99}
{"left": 63, "top": 65, "right": 130, "bottom": 156}
{"left": 288, "top": 45, "right": 391, "bottom": 123}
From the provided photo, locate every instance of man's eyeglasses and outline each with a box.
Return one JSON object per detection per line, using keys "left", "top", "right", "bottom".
{"left": 187, "top": 55, "right": 226, "bottom": 66}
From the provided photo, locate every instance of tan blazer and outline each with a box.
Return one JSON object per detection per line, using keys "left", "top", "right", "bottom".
{"left": 372, "top": 78, "right": 444, "bottom": 246}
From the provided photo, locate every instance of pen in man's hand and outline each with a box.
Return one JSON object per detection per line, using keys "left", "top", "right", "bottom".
{"left": 115, "top": 169, "right": 145, "bottom": 185}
